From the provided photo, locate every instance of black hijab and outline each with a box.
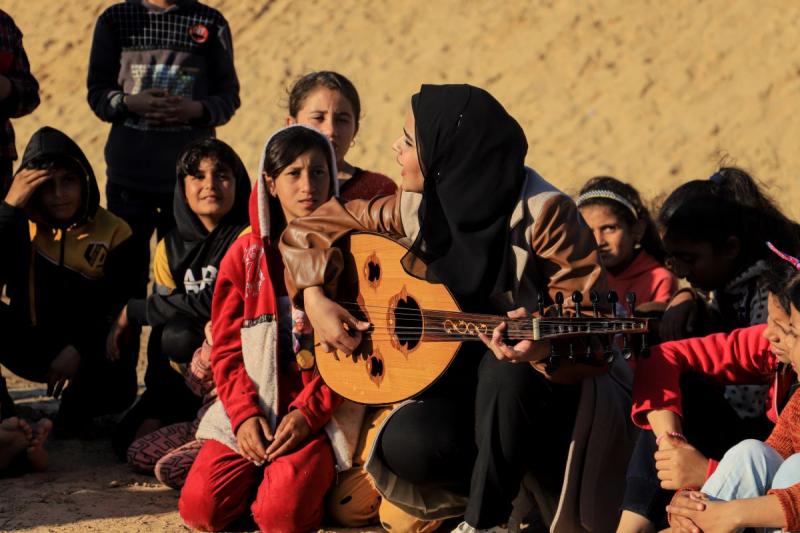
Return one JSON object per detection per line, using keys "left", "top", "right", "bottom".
{"left": 403, "top": 84, "right": 527, "bottom": 312}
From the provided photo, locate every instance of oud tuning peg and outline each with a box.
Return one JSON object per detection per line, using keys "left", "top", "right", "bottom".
{"left": 590, "top": 291, "right": 600, "bottom": 317}
{"left": 555, "top": 292, "right": 564, "bottom": 317}
{"left": 537, "top": 291, "right": 545, "bottom": 314}
{"left": 607, "top": 291, "right": 619, "bottom": 317}
{"left": 545, "top": 342, "right": 561, "bottom": 374}
{"left": 626, "top": 291, "right": 637, "bottom": 317}
{"left": 640, "top": 334, "right": 650, "bottom": 358}
{"left": 571, "top": 291, "right": 583, "bottom": 317}
{"left": 603, "top": 340, "right": 615, "bottom": 364}
{"left": 622, "top": 335, "right": 633, "bottom": 360}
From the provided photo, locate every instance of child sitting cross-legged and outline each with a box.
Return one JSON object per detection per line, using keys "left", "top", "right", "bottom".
{"left": 666, "top": 250, "right": 800, "bottom": 532}
{"left": 0, "top": 126, "right": 138, "bottom": 435}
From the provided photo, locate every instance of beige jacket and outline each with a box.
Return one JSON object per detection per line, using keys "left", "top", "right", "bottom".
{"left": 280, "top": 167, "right": 637, "bottom": 532}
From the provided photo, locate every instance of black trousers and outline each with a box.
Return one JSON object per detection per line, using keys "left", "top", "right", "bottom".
{"left": 112, "top": 317, "right": 203, "bottom": 460}
{"left": 377, "top": 346, "right": 580, "bottom": 528}
{"left": 0, "top": 302, "right": 138, "bottom": 422}
{"left": 1, "top": 158, "right": 12, "bottom": 196}
{"left": 622, "top": 374, "right": 773, "bottom": 527}
{"left": 106, "top": 182, "right": 175, "bottom": 298}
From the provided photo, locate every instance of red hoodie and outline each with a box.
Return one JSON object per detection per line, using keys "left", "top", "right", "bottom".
{"left": 607, "top": 250, "right": 678, "bottom": 305}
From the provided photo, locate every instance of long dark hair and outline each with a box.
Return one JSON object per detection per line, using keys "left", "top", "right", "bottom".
{"left": 577, "top": 176, "right": 666, "bottom": 263}
{"left": 658, "top": 167, "right": 800, "bottom": 267}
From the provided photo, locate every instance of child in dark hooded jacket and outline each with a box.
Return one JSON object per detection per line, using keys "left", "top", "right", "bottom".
{"left": 0, "top": 126, "right": 138, "bottom": 432}
{"left": 108, "top": 137, "right": 251, "bottom": 459}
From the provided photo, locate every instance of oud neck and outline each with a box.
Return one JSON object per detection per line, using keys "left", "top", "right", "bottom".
{"left": 420, "top": 310, "right": 533, "bottom": 341}
{"left": 417, "top": 310, "right": 646, "bottom": 342}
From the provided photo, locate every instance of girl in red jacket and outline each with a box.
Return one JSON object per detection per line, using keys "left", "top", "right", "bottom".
{"left": 178, "top": 125, "right": 362, "bottom": 533}
{"left": 666, "top": 259, "right": 800, "bottom": 532}
{"left": 576, "top": 175, "right": 678, "bottom": 306}
{"left": 624, "top": 252, "right": 799, "bottom": 533}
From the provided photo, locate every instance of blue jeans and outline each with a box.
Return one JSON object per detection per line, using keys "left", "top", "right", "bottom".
{"left": 702, "top": 439, "right": 800, "bottom": 533}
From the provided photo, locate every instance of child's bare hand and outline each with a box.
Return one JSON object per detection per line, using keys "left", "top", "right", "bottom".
{"left": 655, "top": 438, "right": 709, "bottom": 490}
{"left": 668, "top": 490, "right": 707, "bottom": 533}
{"left": 145, "top": 96, "right": 203, "bottom": 124}
{"left": 47, "top": 345, "right": 81, "bottom": 398}
{"left": 106, "top": 306, "right": 129, "bottom": 361}
{"left": 4, "top": 168, "right": 51, "bottom": 209}
{"left": 235, "top": 415, "right": 273, "bottom": 464}
{"left": 304, "top": 287, "right": 369, "bottom": 355}
{"left": 204, "top": 321, "right": 213, "bottom": 346}
{"left": 124, "top": 88, "right": 169, "bottom": 117}
{"left": 265, "top": 410, "right": 310, "bottom": 461}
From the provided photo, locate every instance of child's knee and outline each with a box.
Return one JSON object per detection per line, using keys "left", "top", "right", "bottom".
{"left": 772, "top": 454, "right": 800, "bottom": 490}
{"left": 178, "top": 479, "right": 235, "bottom": 532}
{"left": 251, "top": 502, "right": 321, "bottom": 533}
{"left": 723, "top": 439, "right": 773, "bottom": 464}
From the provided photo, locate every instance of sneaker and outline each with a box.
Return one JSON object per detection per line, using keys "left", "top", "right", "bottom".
{"left": 451, "top": 521, "right": 509, "bottom": 533}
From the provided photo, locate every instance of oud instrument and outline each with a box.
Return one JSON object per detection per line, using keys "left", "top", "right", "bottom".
{"left": 318, "top": 233, "right": 648, "bottom": 405}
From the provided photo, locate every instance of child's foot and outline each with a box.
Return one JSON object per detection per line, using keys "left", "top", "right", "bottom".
{"left": 0, "top": 417, "right": 32, "bottom": 470}
{"left": 26, "top": 418, "right": 51, "bottom": 471}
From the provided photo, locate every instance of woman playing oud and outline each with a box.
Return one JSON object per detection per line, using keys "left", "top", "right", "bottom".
{"left": 280, "top": 84, "right": 637, "bottom": 532}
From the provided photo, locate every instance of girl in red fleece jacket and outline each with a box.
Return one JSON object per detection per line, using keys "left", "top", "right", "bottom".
{"left": 178, "top": 125, "right": 363, "bottom": 533}
{"left": 666, "top": 268, "right": 800, "bottom": 532}
{"left": 623, "top": 258, "right": 798, "bottom": 532}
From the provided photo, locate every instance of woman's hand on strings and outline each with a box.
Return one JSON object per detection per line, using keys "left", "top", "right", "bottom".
{"left": 303, "top": 287, "right": 370, "bottom": 354}
{"left": 479, "top": 307, "right": 548, "bottom": 363}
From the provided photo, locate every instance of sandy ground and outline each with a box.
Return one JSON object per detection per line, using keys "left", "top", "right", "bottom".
{"left": 1, "top": 343, "right": 384, "bottom": 533}
{"left": 3, "top": 0, "right": 800, "bottom": 531}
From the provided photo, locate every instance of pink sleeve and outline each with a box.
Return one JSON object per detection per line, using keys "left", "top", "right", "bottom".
{"left": 632, "top": 325, "right": 775, "bottom": 429}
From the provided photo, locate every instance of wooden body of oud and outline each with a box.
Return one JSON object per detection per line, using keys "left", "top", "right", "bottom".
{"left": 316, "top": 232, "right": 462, "bottom": 405}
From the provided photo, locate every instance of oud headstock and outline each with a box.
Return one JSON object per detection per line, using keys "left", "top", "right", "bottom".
{"left": 540, "top": 290, "right": 650, "bottom": 375}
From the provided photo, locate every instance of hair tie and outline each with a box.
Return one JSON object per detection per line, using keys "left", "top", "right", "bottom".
{"left": 766, "top": 241, "right": 800, "bottom": 271}
{"left": 576, "top": 190, "right": 638, "bottom": 219}
{"left": 708, "top": 171, "right": 725, "bottom": 184}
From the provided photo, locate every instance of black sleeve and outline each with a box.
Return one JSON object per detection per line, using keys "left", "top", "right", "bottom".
{"left": 102, "top": 235, "right": 140, "bottom": 321}
{"left": 194, "top": 16, "right": 240, "bottom": 127}
{"left": 137, "top": 283, "right": 214, "bottom": 328}
{"left": 0, "top": 201, "right": 29, "bottom": 284}
{"left": 0, "top": 19, "right": 40, "bottom": 119}
{"left": 86, "top": 13, "right": 128, "bottom": 123}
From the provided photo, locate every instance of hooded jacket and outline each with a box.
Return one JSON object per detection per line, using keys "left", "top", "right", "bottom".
{"left": 196, "top": 125, "right": 363, "bottom": 471}
{"left": 0, "top": 126, "right": 134, "bottom": 374}
{"left": 125, "top": 142, "right": 251, "bottom": 328}
{"left": 87, "top": 0, "right": 240, "bottom": 192}
{"left": 606, "top": 250, "right": 678, "bottom": 305}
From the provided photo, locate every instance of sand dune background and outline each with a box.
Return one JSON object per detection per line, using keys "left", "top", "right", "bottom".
{"left": 2, "top": 1, "right": 800, "bottom": 531}
{"left": 6, "top": 0, "right": 800, "bottom": 213}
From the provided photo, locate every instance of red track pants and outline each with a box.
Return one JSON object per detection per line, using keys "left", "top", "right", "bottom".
{"left": 179, "top": 433, "right": 335, "bottom": 532}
